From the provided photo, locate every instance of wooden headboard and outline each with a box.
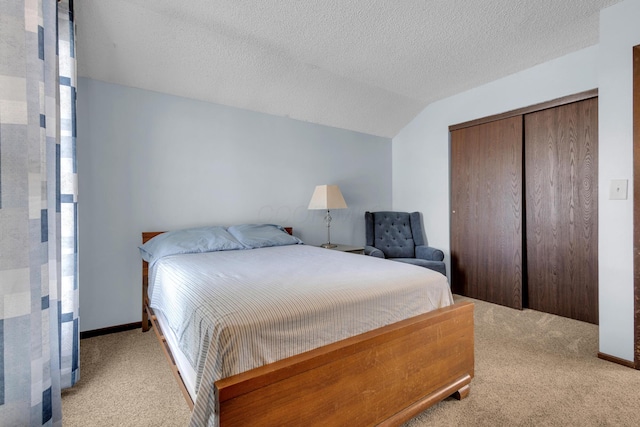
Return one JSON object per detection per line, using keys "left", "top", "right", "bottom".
{"left": 142, "top": 231, "right": 166, "bottom": 244}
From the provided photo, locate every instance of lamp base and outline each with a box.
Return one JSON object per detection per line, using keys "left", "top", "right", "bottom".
{"left": 320, "top": 243, "right": 337, "bottom": 249}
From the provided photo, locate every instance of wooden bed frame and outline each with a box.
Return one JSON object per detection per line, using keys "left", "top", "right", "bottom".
{"left": 141, "top": 230, "right": 474, "bottom": 425}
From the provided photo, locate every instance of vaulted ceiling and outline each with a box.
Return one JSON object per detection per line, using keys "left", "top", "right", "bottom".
{"left": 76, "top": 0, "right": 622, "bottom": 138}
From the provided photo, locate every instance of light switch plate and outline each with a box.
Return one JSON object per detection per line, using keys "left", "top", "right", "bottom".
{"left": 609, "top": 179, "right": 628, "bottom": 200}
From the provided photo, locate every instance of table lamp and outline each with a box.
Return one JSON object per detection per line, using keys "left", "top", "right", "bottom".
{"left": 308, "top": 184, "right": 347, "bottom": 248}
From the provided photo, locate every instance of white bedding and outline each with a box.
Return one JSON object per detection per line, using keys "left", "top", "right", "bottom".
{"left": 154, "top": 309, "right": 198, "bottom": 400}
{"left": 148, "top": 244, "right": 453, "bottom": 427}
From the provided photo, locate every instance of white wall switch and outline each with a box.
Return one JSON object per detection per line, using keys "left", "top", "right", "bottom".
{"left": 609, "top": 179, "right": 628, "bottom": 200}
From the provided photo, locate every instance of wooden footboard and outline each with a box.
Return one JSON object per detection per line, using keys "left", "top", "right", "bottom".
{"left": 141, "top": 231, "right": 474, "bottom": 425}
{"left": 215, "top": 301, "right": 474, "bottom": 426}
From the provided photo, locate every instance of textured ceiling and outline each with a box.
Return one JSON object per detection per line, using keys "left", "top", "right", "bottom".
{"left": 76, "top": 0, "right": 622, "bottom": 138}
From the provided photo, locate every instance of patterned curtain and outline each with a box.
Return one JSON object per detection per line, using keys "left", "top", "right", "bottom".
{"left": 58, "top": 0, "right": 79, "bottom": 391}
{"left": 0, "top": 0, "right": 78, "bottom": 424}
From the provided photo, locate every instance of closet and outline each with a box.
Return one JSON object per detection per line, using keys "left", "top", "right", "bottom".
{"left": 450, "top": 94, "right": 598, "bottom": 324}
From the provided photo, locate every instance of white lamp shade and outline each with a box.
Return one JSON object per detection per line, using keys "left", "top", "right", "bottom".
{"left": 308, "top": 185, "right": 347, "bottom": 210}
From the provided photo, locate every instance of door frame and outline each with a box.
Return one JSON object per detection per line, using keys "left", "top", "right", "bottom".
{"left": 633, "top": 44, "right": 640, "bottom": 369}
{"left": 449, "top": 90, "right": 598, "bottom": 131}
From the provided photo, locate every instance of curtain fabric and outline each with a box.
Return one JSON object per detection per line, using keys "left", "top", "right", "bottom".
{"left": 58, "top": 0, "right": 80, "bottom": 391}
{"left": 0, "top": 0, "right": 78, "bottom": 425}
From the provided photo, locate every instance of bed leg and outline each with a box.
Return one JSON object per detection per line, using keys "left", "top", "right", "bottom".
{"left": 142, "top": 261, "right": 151, "bottom": 332}
{"left": 451, "top": 384, "right": 470, "bottom": 400}
{"left": 142, "top": 307, "right": 150, "bottom": 332}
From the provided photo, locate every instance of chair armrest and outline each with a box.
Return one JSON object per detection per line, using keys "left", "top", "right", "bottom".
{"left": 364, "top": 245, "right": 385, "bottom": 258}
{"left": 416, "top": 245, "right": 444, "bottom": 261}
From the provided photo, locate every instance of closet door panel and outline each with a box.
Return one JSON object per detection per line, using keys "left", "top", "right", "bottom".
{"left": 451, "top": 116, "right": 523, "bottom": 309}
{"left": 525, "top": 98, "right": 598, "bottom": 324}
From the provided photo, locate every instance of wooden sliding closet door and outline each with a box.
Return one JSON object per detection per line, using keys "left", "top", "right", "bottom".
{"left": 451, "top": 116, "right": 524, "bottom": 309}
{"left": 525, "top": 98, "right": 598, "bottom": 324}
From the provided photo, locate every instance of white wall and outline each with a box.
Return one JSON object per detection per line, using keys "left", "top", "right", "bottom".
{"left": 77, "top": 78, "right": 391, "bottom": 332}
{"left": 394, "top": 0, "right": 640, "bottom": 362}
{"left": 598, "top": 0, "right": 640, "bottom": 362}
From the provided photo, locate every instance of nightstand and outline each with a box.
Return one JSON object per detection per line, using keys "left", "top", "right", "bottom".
{"left": 321, "top": 244, "right": 365, "bottom": 254}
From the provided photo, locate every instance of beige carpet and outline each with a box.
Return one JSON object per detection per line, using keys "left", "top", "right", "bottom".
{"left": 62, "top": 296, "right": 640, "bottom": 426}
{"left": 61, "top": 327, "right": 191, "bottom": 426}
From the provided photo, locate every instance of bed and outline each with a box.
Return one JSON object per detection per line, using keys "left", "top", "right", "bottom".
{"left": 140, "top": 224, "right": 474, "bottom": 426}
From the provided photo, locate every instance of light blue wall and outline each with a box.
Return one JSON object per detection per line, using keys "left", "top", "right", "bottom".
{"left": 77, "top": 77, "right": 391, "bottom": 332}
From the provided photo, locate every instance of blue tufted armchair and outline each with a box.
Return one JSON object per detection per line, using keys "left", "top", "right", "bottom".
{"left": 364, "top": 211, "right": 446, "bottom": 276}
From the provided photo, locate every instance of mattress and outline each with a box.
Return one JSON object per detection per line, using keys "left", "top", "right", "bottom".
{"left": 154, "top": 308, "right": 198, "bottom": 400}
{"left": 148, "top": 244, "right": 453, "bottom": 426}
